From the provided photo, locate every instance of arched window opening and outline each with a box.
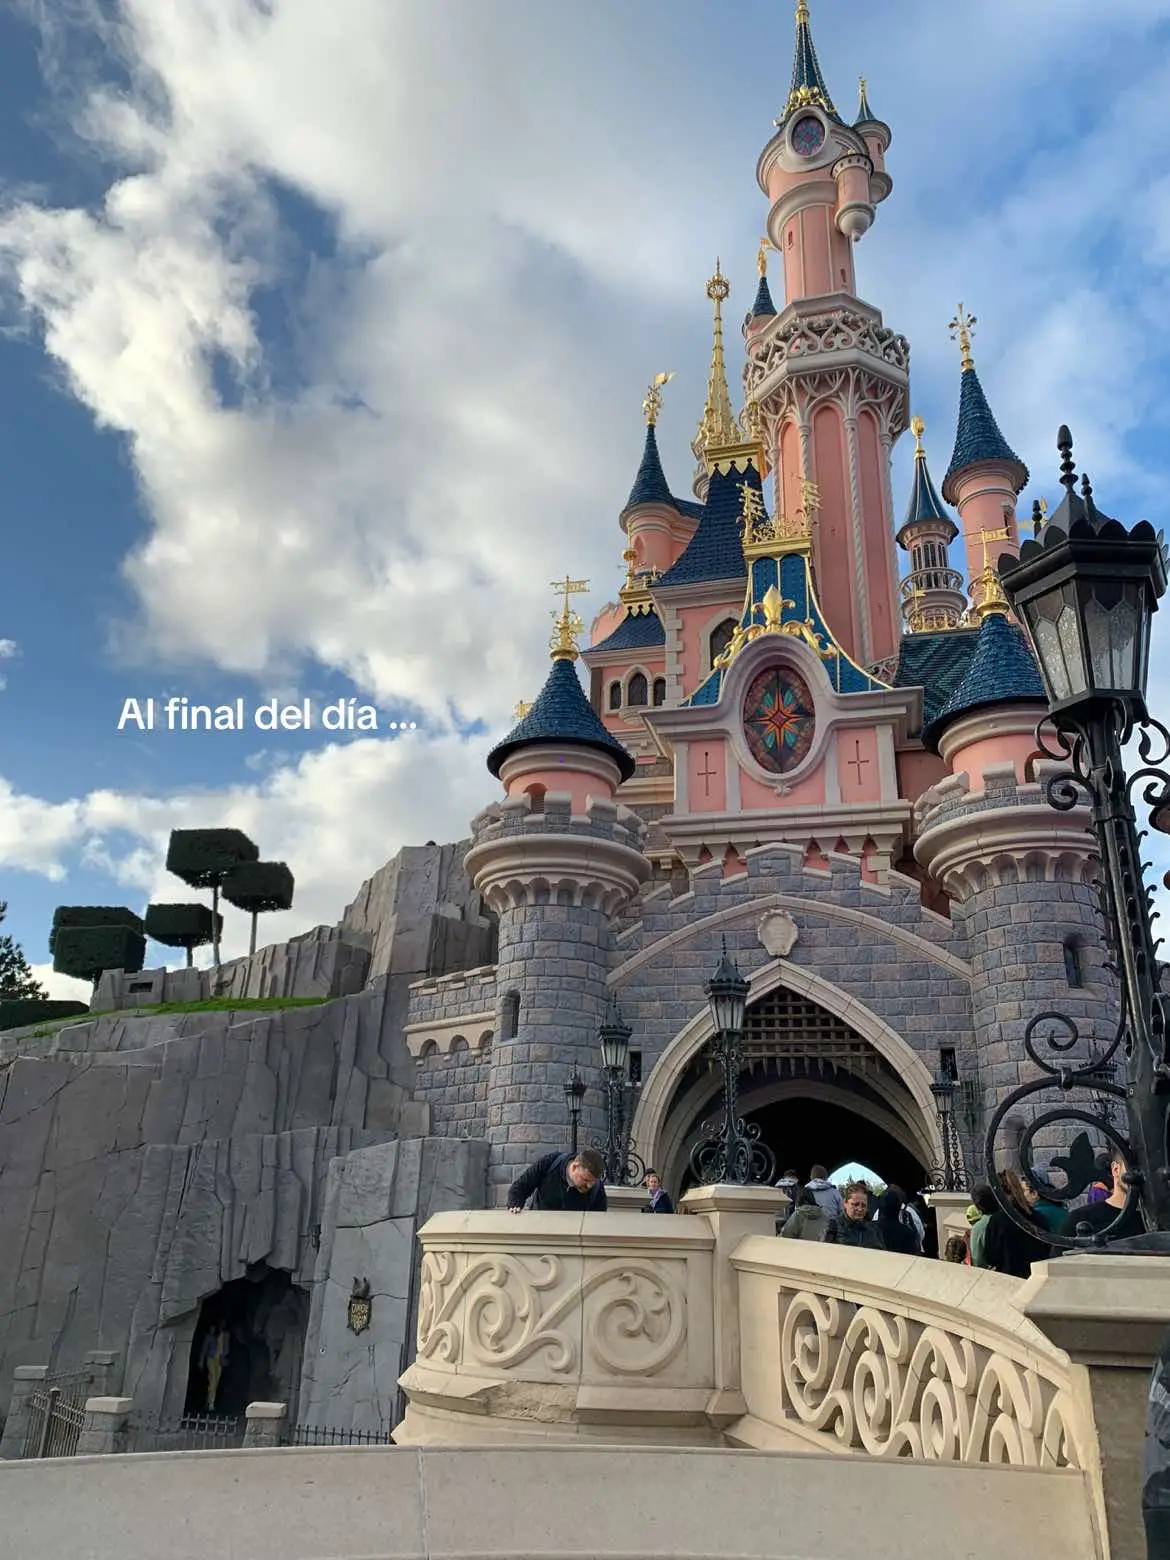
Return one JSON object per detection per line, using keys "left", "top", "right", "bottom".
{"left": 628, "top": 672, "right": 649, "bottom": 707}
{"left": 501, "top": 990, "right": 520, "bottom": 1039}
{"left": 652, "top": 677, "right": 666, "bottom": 707}
{"left": 709, "top": 618, "right": 738, "bottom": 667}
{"left": 524, "top": 783, "right": 546, "bottom": 814}
{"left": 607, "top": 681, "right": 622, "bottom": 711}
{"left": 1063, "top": 938, "right": 1084, "bottom": 988}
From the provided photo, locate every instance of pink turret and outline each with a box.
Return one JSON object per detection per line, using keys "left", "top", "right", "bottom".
{"left": 746, "top": 3, "right": 907, "bottom": 670}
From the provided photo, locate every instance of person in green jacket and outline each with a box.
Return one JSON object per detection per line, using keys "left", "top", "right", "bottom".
{"left": 779, "top": 1186, "right": 832, "bottom": 1240}
{"left": 967, "top": 1184, "right": 997, "bottom": 1267}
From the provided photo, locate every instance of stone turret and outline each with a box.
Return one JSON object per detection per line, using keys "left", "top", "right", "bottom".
{"left": 466, "top": 601, "right": 650, "bottom": 1198}
{"left": 914, "top": 619, "right": 1117, "bottom": 1146}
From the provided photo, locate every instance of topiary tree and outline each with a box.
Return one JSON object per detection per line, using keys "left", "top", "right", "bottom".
{"left": 164, "top": 829, "right": 258, "bottom": 972}
{"left": 221, "top": 861, "right": 295, "bottom": 957}
{"left": 51, "top": 916, "right": 146, "bottom": 991}
{"left": 0, "top": 901, "right": 48, "bottom": 1001}
{"left": 144, "top": 903, "right": 224, "bottom": 968}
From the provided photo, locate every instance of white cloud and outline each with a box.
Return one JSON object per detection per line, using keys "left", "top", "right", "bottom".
{"left": 3, "top": 0, "right": 1170, "bottom": 964}
{"left": 2, "top": 728, "right": 494, "bottom": 972}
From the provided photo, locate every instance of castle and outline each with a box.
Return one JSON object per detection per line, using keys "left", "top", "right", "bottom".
{"left": 0, "top": 3, "right": 1117, "bottom": 1441}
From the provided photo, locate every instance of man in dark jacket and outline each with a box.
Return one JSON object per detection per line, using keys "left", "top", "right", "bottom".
{"left": 507, "top": 1147, "right": 608, "bottom": 1212}
{"left": 823, "top": 1182, "right": 885, "bottom": 1249}
{"left": 642, "top": 1170, "right": 674, "bottom": 1213}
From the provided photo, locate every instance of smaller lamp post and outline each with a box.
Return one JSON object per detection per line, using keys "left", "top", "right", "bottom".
{"left": 563, "top": 1068, "right": 586, "bottom": 1156}
{"left": 596, "top": 1009, "right": 645, "bottom": 1185}
{"left": 928, "top": 1067, "right": 964, "bottom": 1193}
{"left": 688, "top": 944, "right": 776, "bottom": 1186}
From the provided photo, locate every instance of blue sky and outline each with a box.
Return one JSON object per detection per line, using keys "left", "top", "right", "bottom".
{"left": 2, "top": 0, "right": 1170, "bottom": 994}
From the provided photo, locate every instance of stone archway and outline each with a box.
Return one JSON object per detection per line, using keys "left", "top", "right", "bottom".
{"left": 632, "top": 960, "right": 950, "bottom": 1189}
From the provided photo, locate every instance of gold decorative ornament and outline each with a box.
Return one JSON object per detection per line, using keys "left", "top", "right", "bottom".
{"left": 550, "top": 575, "right": 589, "bottom": 660}
{"left": 910, "top": 414, "right": 926, "bottom": 456}
{"left": 514, "top": 700, "right": 532, "bottom": 720}
{"left": 738, "top": 475, "right": 819, "bottom": 559}
{"left": 695, "top": 260, "right": 740, "bottom": 456}
{"left": 757, "top": 237, "right": 770, "bottom": 277}
{"left": 949, "top": 304, "right": 977, "bottom": 372}
{"left": 642, "top": 371, "right": 674, "bottom": 427}
{"left": 967, "top": 524, "right": 1013, "bottom": 622}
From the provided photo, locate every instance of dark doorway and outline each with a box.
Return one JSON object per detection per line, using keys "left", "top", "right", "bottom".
{"left": 185, "top": 1266, "right": 309, "bottom": 1418}
{"left": 679, "top": 1093, "right": 926, "bottom": 1199}
{"left": 749, "top": 1095, "right": 925, "bottom": 1193}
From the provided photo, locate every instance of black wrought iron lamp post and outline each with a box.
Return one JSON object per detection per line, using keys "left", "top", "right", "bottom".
{"left": 596, "top": 1009, "right": 645, "bottom": 1185}
{"left": 688, "top": 945, "right": 777, "bottom": 1185}
{"left": 990, "top": 425, "right": 1170, "bottom": 1247}
{"left": 928, "top": 1068, "right": 964, "bottom": 1194}
{"left": 563, "top": 1068, "right": 585, "bottom": 1157}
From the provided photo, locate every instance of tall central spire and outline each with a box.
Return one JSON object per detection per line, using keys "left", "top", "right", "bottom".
{"left": 778, "top": 1, "right": 838, "bottom": 125}
{"left": 696, "top": 260, "right": 739, "bottom": 455}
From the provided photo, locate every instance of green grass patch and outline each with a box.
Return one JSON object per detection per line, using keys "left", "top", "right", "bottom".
{"left": 10, "top": 994, "right": 330, "bottom": 1039}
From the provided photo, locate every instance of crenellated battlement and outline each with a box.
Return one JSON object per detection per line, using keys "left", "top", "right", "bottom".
{"left": 914, "top": 759, "right": 1097, "bottom": 904}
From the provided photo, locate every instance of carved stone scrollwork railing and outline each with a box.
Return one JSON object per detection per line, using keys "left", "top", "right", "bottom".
{"left": 729, "top": 1238, "right": 1084, "bottom": 1471}
{"left": 397, "top": 1210, "right": 718, "bottom": 1445}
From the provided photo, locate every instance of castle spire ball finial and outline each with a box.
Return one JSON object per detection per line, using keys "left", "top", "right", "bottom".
{"left": 949, "top": 304, "right": 977, "bottom": 372}
{"left": 549, "top": 575, "right": 589, "bottom": 661}
{"left": 641, "top": 371, "right": 674, "bottom": 427}
{"left": 910, "top": 414, "right": 926, "bottom": 457}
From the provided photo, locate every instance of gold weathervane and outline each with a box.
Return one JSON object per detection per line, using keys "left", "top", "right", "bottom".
{"left": 949, "top": 304, "right": 976, "bottom": 372}
{"left": 968, "top": 525, "right": 1012, "bottom": 622}
{"left": 550, "top": 575, "right": 589, "bottom": 660}
{"left": 642, "top": 371, "right": 674, "bottom": 427}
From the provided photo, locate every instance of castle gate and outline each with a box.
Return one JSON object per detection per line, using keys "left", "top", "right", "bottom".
{"left": 646, "top": 986, "right": 941, "bottom": 1197}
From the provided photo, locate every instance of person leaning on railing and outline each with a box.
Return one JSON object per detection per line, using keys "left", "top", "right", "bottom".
{"left": 506, "top": 1147, "right": 608, "bottom": 1212}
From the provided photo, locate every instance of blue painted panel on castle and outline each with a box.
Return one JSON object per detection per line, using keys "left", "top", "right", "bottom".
{"left": 686, "top": 669, "right": 724, "bottom": 706}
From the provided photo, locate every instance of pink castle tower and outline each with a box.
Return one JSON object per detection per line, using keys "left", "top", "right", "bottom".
{"left": 747, "top": 4, "right": 906, "bottom": 671}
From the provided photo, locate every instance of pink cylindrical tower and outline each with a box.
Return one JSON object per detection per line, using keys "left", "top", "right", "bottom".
{"left": 748, "top": 4, "right": 906, "bottom": 670}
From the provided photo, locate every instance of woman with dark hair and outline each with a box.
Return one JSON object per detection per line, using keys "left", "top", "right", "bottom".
{"left": 874, "top": 1186, "right": 922, "bottom": 1255}
{"left": 967, "top": 1184, "right": 998, "bottom": 1268}
{"left": 982, "top": 1168, "right": 1051, "bottom": 1278}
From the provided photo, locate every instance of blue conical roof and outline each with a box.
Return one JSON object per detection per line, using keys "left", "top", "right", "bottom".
{"left": 921, "top": 613, "right": 1045, "bottom": 751}
{"left": 943, "top": 367, "right": 1028, "bottom": 499}
{"left": 487, "top": 656, "right": 636, "bottom": 781}
{"left": 898, "top": 448, "right": 957, "bottom": 543}
{"left": 625, "top": 423, "right": 673, "bottom": 510}
{"left": 656, "top": 462, "right": 753, "bottom": 587}
{"left": 779, "top": 6, "right": 842, "bottom": 126}
{"left": 590, "top": 609, "right": 665, "bottom": 653}
{"left": 750, "top": 274, "right": 777, "bottom": 318}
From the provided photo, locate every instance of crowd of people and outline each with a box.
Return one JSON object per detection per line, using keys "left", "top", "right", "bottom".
{"left": 504, "top": 1146, "right": 1143, "bottom": 1279}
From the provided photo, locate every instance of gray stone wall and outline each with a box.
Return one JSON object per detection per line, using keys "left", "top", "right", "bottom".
{"left": 612, "top": 842, "right": 973, "bottom": 1092}
{"left": 406, "top": 967, "right": 497, "bottom": 1030}
{"left": 298, "top": 1136, "right": 487, "bottom": 1434}
{"left": 410, "top": 1045, "right": 491, "bottom": 1138}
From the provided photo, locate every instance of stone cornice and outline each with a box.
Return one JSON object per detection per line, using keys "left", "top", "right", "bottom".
{"left": 465, "top": 828, "right": 650, "bottom": 915}
{"left": 913, "top": 798, "right": 1097, "bottom": 902}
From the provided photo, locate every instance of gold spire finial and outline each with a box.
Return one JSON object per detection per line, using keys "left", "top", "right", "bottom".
{"left": 642, "top": 371, "right": 674, "bottom": 427}
{"left": 967, "top": 525, "right": 1012, "bottom": 623}
{"left": 757, "top": 236, "right": 769, "bottom": 277}
{"left": 796, "top": 1, "right": 810, "bottom": 21}
{"left": 910, "top": 414, "right": 926, "bottom": 457}
{"left": 697, "top": 261, "right": 739, "bottom": 457}
{"left": 949, "top": 304, "right": 977, "bottom": 372}
{"left": 622, "top": 547, "right": 638, "bottom": 590}
{"left": 514, "top": 699, "right": 532, "bottom": 720}
{"left": 550, "top": 575, "right": 589, "bottom": 660}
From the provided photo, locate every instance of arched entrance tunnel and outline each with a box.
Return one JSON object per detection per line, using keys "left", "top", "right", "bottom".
{"left": 653, "top": 987, "right": 937, "bottom": 1202}
{"left": 184, "top": 1265, "right": 309, "bottom": 1418}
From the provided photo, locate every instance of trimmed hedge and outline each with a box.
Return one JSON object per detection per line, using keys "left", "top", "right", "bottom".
{"left": 0, "top": 997, "right": 89, "bottom": 1032}
{"left": 221, "top": 861, "right": 295, "bottom": 914}
{"left": 49, "top": 905, "right": 144, "bottom": 956}
{"left": 166, "top": 829, "right": 259, "bottom": 888}
{"left": 144, "top": 902, "right": 223, "bottom": 949}
{"left": 52, "top": 925, "right": 146, "bottom": 986}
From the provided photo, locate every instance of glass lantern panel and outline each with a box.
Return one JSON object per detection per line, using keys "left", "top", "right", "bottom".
{"left": 1056, "top": 601, "right": 1089, "bottom": 696}
{"left": 1083, "top": 589, "right": 1139, "bottom": 694}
